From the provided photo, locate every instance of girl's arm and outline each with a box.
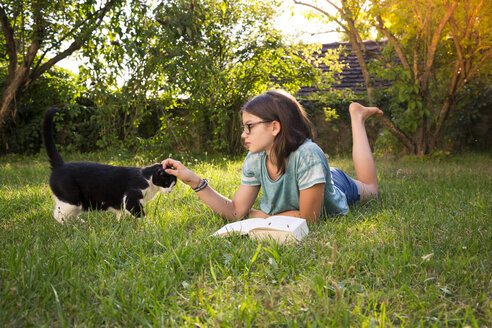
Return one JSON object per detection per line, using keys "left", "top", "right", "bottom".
{"left": 197, "top": 183, "right": 260, "bottom": 220}
{"left": 162, "top": 158, "right": 260, "bottom": 221}
{"left": 260, "top": 183, "right": 325, "bottom": 224}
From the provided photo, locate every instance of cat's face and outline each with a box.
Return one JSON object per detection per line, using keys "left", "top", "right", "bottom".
{"left": 152, "top": 169, "right": 177, "bottom": 193}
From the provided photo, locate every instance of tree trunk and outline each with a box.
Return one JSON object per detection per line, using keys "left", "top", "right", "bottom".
{"left": 0, "top": 66, "right": 31, "bottom": 132}
{"left": 344, "top": 25, "right": 375, "bottom": 105}
{"left": 0, "top": 0, "right": 118, "bottom": 138}
{"left": 292, "top": 0, "right": 491, "bottom": 156}
{"left": 380, "top": 116, "right": 415, "bottom": 153}
{"left": 414, "top": 116, "right": 429, "bottom": 155}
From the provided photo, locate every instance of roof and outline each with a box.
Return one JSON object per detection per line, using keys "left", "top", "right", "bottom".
{"left": 298, "top": 40, "right": 393, "bottom": 95}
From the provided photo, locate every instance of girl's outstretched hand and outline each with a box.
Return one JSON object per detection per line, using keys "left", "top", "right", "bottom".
{"left": 162, "top": 158, "right": 201, "bottom": 188}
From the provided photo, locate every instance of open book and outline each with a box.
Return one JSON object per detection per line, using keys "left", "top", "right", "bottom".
{"left": 212, "top": 216, "right": 309, "bottom": 244}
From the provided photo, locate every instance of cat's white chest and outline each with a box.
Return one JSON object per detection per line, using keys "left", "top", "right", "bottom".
{"left": 141, "top": 179, "right": 160, "bottom": 203}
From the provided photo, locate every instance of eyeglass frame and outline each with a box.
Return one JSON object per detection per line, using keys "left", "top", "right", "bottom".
{"left": 240, "top": 120, "right": 273, "bottom": 135}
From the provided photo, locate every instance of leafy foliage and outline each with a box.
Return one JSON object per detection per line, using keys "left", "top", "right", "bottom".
{"left": 294, "top": 0, "right": 492, "bottom": 155}
{"left": 0, "top": 0, "right": 123, "bottom": 135}
{"left": 300, "top": 88, "right": 358, "bottom": 155}
{"left": 79, "top": 0, "right": 335, "bottom": 154}
{"left": 52, "top": 103, "right": 104, "bottom": 153}
{"left": 443, "top": 80, "right": 492, "bottom": 150}
{"left": 0, "top": 67, "right": 82, "bottom": 154}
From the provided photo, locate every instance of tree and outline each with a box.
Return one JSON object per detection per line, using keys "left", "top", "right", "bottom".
{"left": 150, "top": 0, "right": 347, "bottom": 153}
{"left": 0, "top": 0, "right": 122, "bottom": 141}
{"left": 81, "top": 0, "right": 337, "bottom": 154}
{"left": 151, "top": 0, "right": 316, "bottom": 152}
{"left": 293, "top": 0, "right": 492, "bottom": 155}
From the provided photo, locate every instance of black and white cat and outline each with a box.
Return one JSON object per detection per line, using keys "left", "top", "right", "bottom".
{"left": 43, "top": 108, "right": 176, "bottom": 223}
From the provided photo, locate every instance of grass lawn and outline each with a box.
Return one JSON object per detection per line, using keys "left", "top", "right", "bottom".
{"left": 0, "top": 151, "right": 491, "bottom": 327}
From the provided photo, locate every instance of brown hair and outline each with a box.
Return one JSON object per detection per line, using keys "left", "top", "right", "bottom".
{"left": 240, "top": 90, "right": 314, "bottom": 174}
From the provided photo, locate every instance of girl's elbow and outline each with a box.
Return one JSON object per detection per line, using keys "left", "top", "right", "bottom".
{"left": 305, "top": 215, "right": 320, "bottom": 225}
{"left": 301, "top": 210, "right": 321, "bottom": 224}
{"left": 230, "top": 208, "right": 250, "bottom": 221}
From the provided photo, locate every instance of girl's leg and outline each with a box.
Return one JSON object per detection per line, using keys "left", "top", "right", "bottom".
{"left": 349, "top": 102, "right": 383, "bottom": 202}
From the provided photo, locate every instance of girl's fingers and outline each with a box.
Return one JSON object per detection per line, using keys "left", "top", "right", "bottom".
{"left": 162, "top": 158, "right": 194, "bottom": 182}
{"left": 164, "top": 167, "right": 178, "bottom": 177}
{"left": 162, "top": 158, "right": 182, "bottom": 170}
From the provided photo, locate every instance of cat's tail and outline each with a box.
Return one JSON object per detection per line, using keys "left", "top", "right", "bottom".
{"left": 43, "top": 108, "right": 64, "bottom": 168}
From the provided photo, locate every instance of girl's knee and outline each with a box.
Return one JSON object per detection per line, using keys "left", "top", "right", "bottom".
{"left": 357, "top": 182, "right": 378, "bottom": 202}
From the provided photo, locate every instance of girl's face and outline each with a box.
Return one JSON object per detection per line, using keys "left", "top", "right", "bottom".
{"left": 241, "top": 111, "right": 279, "bottom": 154}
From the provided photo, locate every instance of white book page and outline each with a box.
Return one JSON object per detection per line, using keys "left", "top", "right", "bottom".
{"left": 212, "top": 218, "right": 269, "bottom": 236}
{"left": 212, "top": 216, "right": 309, "bottom": 240}
{"left": 260, "top": 216, "right": 306, "bottom": 232}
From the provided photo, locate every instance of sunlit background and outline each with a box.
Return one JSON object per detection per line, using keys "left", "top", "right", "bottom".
{"left": 57, "top": 1, "right": 339, "bottom": 75}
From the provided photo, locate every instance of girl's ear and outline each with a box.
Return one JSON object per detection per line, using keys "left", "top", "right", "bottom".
{"left": 272, "top": 121, "right": 281, "bottom": 136}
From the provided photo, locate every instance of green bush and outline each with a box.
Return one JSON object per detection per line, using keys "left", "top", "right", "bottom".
{"left": 372, "top": 80, "right": 492, "bottom": 154}
{"left": 1, "top": 67, "right": 81, "bottom": 155}
{"left": 51, "top": 103, "right": 103, "bottom": 153}
{"left": 443, "top": 80, "right": 492, "bottom": 151}
{"left": 299, "top": 89, "right": 373, "bottom": 156}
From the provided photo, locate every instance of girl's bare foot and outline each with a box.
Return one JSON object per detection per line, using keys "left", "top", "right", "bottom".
{"left": 348, "top": 102, "right": 381, "bottom": 202}
{"left": 349, "top": 102, "right": 383, "bottom": 122}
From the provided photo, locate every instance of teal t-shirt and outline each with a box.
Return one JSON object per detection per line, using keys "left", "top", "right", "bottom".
{"left": 241, "top": 139, "right": 348, "bottom": 217}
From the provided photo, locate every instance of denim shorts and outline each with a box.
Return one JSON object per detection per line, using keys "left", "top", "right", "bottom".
{"left": 330, "top": 167, "right": 360, "bottom": 205}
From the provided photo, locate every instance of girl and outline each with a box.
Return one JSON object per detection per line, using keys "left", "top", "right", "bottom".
{"left": 162, "top": 90, "right": 383, "bottom": 223}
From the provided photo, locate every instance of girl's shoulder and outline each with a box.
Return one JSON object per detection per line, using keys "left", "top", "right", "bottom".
{"left": 242, "top": 151, "right": 266, "bottom": 171}
{"left": 294, "top": 139, "right": 324, "bottom": 157}
{"left": 290, "top": 139, "right": 328, "bottom": 168}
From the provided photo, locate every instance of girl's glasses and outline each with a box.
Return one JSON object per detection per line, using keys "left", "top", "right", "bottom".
{"left": 241, "top": 120, "right": 272, "bottom": 134}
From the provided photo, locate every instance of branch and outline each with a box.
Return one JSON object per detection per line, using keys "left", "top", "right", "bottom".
{"left": 294, "top": 0, "right": 335, "bottom": 17}
{"left": 447, "top": 0, "right": 490, "bottom": 88}
{"left": 325, "top": 0, "right": 342, "bottom": 13}
{"left": 0, "top": 4, "right": 18, "bottom": 79}
{"left": 458, "top": 48, "right": 492, "bottom": 90}
{"left": 410, "top": 2, "right": 424, "bottom": 27}
{"left": 342, "top": 13, "right": 392, "bottom": 68}
{"left": 433, "top": 1, "right": 491, "bottom": 142}
{"left": 344, "top": 30, "right": 377, "bottom": 102}
{"left": 431, "top": 48, "right": 490, "bottom": 141}
{"left": 308, "top": 30, "right": 339, "bottom": 36}
{"left": 464, "top": 0, "right": 485, "bottom": 40}
{"left": 293, "top": 0, "right": 348, "bottom": 31}
{"left": 420, "top": 0, "right": 458, "bottom": 90}
{"left": 380, "top": 115, "right": 415, "bottom": 153}
{"left": 462, "top": 0, "right": 489, "bottom": 78}
{"left": 24, "top": 0, "right": 43, "bottom": 67}
{"left": 364, "top": 49, "right": 392, "bottom": 68}
{"left": 29, "top": 40, "right": 84, "bottom": 82}
{"left": 375, "top": 16, "right": 412, "bottom": 74}
{"left": 413, "top": 35, "right": 419, "bottom": 79}
{"left": 433, "top": 60, "right": 460, "bottom": 140}
{"left": 448, "top": 16, "right": 464, "bottom": 67}
{"left": 29, "top": 0, "right": 118, "bottom": 82}
{"left": 36, "top": 1, "right": 114, "bottom": 67}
